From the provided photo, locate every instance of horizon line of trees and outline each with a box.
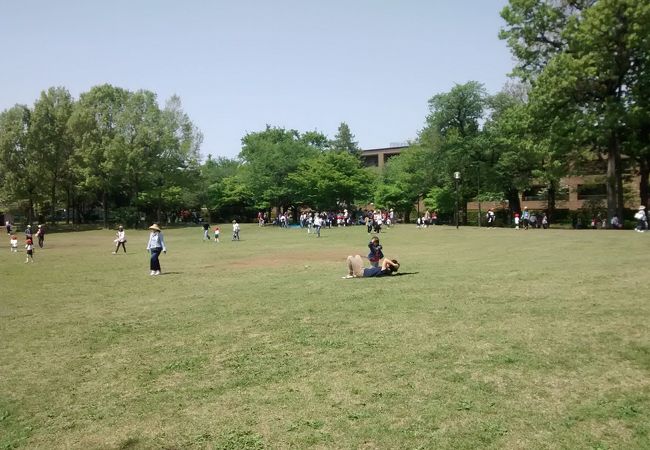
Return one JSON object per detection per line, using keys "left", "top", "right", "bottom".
{"left": 1, "top": 1, "right": 648, "bottom": 227}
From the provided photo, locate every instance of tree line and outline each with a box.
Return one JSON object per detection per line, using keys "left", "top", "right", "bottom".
{"left": 1, "top": 0, "right": 648, "bottom": 227}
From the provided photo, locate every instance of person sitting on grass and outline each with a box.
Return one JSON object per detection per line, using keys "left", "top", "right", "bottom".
{"left": 343, "top": 255, "right": 399, "bottom": 278}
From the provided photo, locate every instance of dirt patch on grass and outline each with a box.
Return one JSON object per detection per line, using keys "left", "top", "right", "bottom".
{"left": 230, "top": 250, "right": 345, "bottom": 268}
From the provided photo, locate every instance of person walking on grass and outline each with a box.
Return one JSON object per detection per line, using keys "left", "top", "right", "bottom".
{"left": 36, "top": 224, "right": 45, "bottom": 248}
{"left": 314, "top": 214, "right": 323, "bottom": 237}
{"left": 10, "top": 234, "right": 18, "bottom": 252}
{"left": 213, "top": 226, "right": 220, "bottom": 243}
{"left": 521, "top": 206, "right": 530, "bottom": 229}
{"left": 25, "top": 238, "right": 34, "bottom": 263}
{"left": 146, "top": 224, "right": 166, "bottom": 275}
{"left": 112, "top": 225, "right": 127, "bottom": 254}
{"left": 634, "top": 206, "right": 647, "bottom": 232}
{"left": 232, "top": 220, "right": 240, "bottom": 241}
{"left": 202, "top": 221, "right": 210, "bottom": 241}
{"left": 486, "top": 209, "right": 496, "bottom": 228}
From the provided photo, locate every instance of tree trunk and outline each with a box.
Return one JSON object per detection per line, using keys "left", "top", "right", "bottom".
{"left": 546, "top": 182, "right": 556, "bottom": 224}
{"left": 28, "top": 197, "right": 34, "bottom": 225}
{"left": 103, "top": 191, "right": 109, "bottom": 229}
{"left": 639, "top": 158, "right": 649, "bottom": 209}
{"left": 66, "top": 185, "right": 71, "bottom": 225}
{"left": 50, "top": 181, "right": 57, "bottom": 224}
{"left": 606, "top": 138, "right": 622, "bottom": 224}
{"left": 507, "top": 188, "right": 520, "bottom": 214}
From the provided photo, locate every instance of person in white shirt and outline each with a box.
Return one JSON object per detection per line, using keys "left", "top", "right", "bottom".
{"left": 232, "top": 220, "right": 241, "bottom": 241}
{"left": 112, "top": 225, "right": 127, "bottom": 254}
{"left": 313, "top": 215, "right": 323, "bottom": 237}
{"left": 145, "top": 224, "right": 166, "bottom": 275}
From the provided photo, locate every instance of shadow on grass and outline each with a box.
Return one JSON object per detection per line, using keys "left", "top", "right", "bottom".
{"left": 392, "top": 272, "right": 419, "bottom": 276}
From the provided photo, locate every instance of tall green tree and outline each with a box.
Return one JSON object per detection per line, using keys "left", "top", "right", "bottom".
{"left": 419, "top": 81, "right": 489, "bottom": 223}
{"left": 239, "top": 126, "right": 320, "bottom": 213}
{"left": 68, "top": 84, "right": 130, "bottom": 227}
{"left": 202, "top": 156, "right": 251, "bottom": 219}
{"left": 499, "top": 0, "right": 596, "bottom": 81}
{"left": 29, "top": 87, "right": 74, "bottom": 222}
{"left": 0, "top": 105, "right": 41, "bottom": 223}
{"left": 376, "top": 145, "right": 437, "bottom": 222}
{"left": 330, "top": 122, "right": 360, "bottom": 155}
{"left": 527, "top": 0, "right": 650, "bottom": 221}
{"left": 287, "top": 150, "right": 373, "bottom": 210}
{"left": 135, "top": 94, "right": 203, "bottom": 223}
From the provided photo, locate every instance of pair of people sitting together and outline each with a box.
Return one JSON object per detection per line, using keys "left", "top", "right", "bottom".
{"left": 343, "top": 255, "right": 400, "bottom": 278}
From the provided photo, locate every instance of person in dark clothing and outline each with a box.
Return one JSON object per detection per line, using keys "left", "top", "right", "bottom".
{"left": 343, "top": 255, "right": 399, "bottom": 278}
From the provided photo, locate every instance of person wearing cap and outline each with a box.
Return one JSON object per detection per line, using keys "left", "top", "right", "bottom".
{"left": 634, "top": 206, "right": 647, "bottom": 232}
{"left": 146, "top": 224, "right": 166, "bottom": 275}
{"left": 25, "top": 224, "right": 32, "bottom": 241}
{"left": 112, "top": 225, "right": 127, "bottom": 254}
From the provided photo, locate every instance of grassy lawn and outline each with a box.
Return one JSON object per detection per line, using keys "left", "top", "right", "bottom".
{"left": 1, "top": 224, "right": 649, "bottom": 449}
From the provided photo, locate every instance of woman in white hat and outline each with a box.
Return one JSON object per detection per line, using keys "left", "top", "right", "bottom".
{"left": 146, "top": 224, "right": 166, "bottom": 275}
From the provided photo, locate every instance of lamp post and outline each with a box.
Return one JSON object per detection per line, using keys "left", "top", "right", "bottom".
{"left": 454, "top": 171, "right": 461, "bottom": 229}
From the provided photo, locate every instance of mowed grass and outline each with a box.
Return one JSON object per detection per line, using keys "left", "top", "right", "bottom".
{"left": 1, "top": 224, "right": 649, "bottom": 449}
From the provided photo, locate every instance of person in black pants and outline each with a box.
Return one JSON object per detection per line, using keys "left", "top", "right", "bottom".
{"left": 146, "top": 224, "right": 167, "bottom": 276}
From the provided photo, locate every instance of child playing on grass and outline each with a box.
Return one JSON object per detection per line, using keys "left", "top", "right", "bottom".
{"left": 213, "top": 226, "right": 220, "bottom": 243}
{"left": 367, "top": 236, "right": 384, "bottom": 267}
{"left": 232, "top": 220, "right": 240, "bottom": 241}
{"left": 112, "top": 225, "right": 127, "bottom": 254}
{"left": 10, "top": 235, "right": 18, "bottom": 252}
{"left": 25, "top": 238, "right": 34, "bottom": 263}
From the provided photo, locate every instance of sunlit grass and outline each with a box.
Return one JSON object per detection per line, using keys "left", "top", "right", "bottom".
{"left": 1, "top": 224, "right": 649, "bottom": 448}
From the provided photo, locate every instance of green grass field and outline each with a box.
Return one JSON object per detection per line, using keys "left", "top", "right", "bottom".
{"left": 1, "top": 224, "right": 649, "bottom": 449}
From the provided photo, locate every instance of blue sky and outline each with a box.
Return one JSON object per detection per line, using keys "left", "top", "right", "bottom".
{"left": 0, "top": 0, "right": 513, "bottom": 159}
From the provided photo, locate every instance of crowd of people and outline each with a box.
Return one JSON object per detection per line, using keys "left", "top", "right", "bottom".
{"left": 4, "top": 202, "right": 648, "bottom": 275}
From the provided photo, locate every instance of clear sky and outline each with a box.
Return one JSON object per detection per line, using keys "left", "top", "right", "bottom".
{"left": 0, "top": 0, "right": 513, "bottom": 159}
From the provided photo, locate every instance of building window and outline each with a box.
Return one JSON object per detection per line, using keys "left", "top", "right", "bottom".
{"left": 577, "top": 184, "right": 607, "bottom": 200}
{"left": 362, "top": 155, "right": 379, "bottom": 167}
{"left": 522, "top": 186, "right": 547, "bottom": 201}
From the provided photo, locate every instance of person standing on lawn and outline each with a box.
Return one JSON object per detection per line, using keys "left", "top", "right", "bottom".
{"left": 146, "top": 224, "right": 166, "bottom": 275}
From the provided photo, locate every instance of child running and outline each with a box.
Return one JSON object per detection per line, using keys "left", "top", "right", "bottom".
{"left": 213, "top": 226, "right": 220, "bottom": 243}
{"left": 25, "top": 238, "right": 34, "bottom": 263}
{"left": 10, "top": 235, "right": 18, "bottom": 252}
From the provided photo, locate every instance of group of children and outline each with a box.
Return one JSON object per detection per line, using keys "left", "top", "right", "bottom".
{"left": 200, "top": 220, "right": 241, "bottom": 242}
{"left": 7, "top": 224, "right": 44, "bottom": 263}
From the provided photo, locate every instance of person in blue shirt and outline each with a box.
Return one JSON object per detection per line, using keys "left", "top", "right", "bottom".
{"left": 343, "top": 255, "right": 399, "bottom": 278}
